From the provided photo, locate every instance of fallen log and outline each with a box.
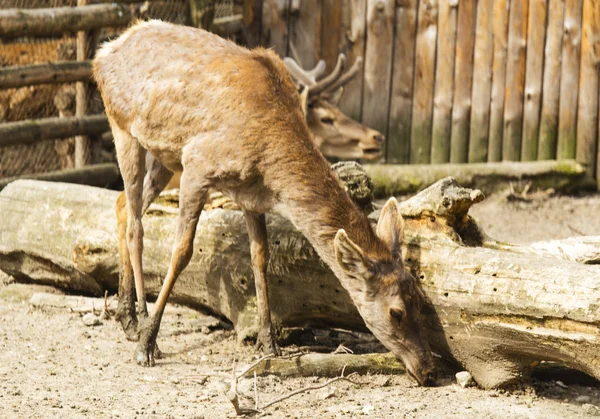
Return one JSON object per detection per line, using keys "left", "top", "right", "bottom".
{"left": 0, "top": 61, "right": 92, "bottom": 89}
{"left": 0, "top": 178, "right": 599, "bottom": 389}
{"left": 364, "top": 159, "right": 588, "bottom": 196}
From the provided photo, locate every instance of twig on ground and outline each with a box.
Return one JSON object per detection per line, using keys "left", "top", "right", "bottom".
{"left": 332, "top": 344, "right": 353, "bottom": 354}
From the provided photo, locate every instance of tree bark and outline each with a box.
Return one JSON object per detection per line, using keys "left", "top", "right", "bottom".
{"left": 0, "top": 178, "right": 599, "bottom": 389}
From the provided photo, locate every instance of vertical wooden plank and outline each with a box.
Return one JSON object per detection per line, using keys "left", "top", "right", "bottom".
{"left": 75, "top": 0, "right": 96, "bottom": 168}
{"left": 430, "top": 0, "right": 458, "bottom": 164}
{"left": 468, "top": 0, "right": 494, "bottom": 163}
{"left": 538, "top": 0, "right": 565, "bottom": 160}
{"left": 387, "top": 0, "right": 418, "bottom": 164}
{"left": 449, "top": 0, "right": 476, "bottom": 163}
{"left": 488, "top": 0, "right": 509, "bottom": 162}
{"left": 577, "top": 0, "right": 600, "bottom": 178}
{"left": 288, "top": 0, "right": 322, "bottom": 69}
{"left": 557, "top": 0, "right": 584, "bottom": 160}
{"left": 410, "top": 0, "right": 438, "bottom": 164}
{"left": 338, "top": 0, "right": 368, "bottom": 122}
{"left": 362, "top": 0, "right": 395, "bottom": 146}
{"left": 521, "top": 0, "right": 548, "bottom": 161}
{"left": 502, "top": 0, "right": 529, "bottom": 161}
{"left": 262, "top": 0, "right": 291, "bottom": 57}
{"left": 321, "top": 0, "right": 343, "bottom": 70}
{"left": 243, "top": 0, "right": 264, "bottom": 47}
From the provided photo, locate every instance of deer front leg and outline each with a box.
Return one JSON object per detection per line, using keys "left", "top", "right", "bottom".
{"left": 136, "top": 168, "right": 208, "bottom": 366}
{"left": 244, "top": 211, "right": 280, "bottom": 356}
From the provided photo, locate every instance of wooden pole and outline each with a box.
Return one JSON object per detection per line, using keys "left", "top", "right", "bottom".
{"left": 557, "top": 0, "right": 584, "bottom": 161}
{"left": 502, "top": 0, "right": 529, "bottom": 161}
{"left": 0, "top": 115, "right": 109, "bottom": 148}
{"left": 487, "top": 0, "right": 509, "bottom": 162}
{"left": 288, "top": 0, "right": 321, "bottom": 69}
{"left": 576, "top": 0, "right": 599, "bottom": 179}
{"left": 430, "top": 0, "right": 457, "bottom": 164}
{"left": 262, "top": 0, "right": 291, "bottom": 57}
{"left": 0, "top": 61, "right": 92, "bottom": 89}
{"left": 449, "top": 0, "right": 476, "bottom": 164}
{"left": 0, "top": 4, "right": 133, "bottom": 38}
{"left": 386, "top": 0, "right": 417, "bottom": 164}
{"left": 409, "top": 0, "right": 438, "bottom": 164}
{"left": 467, "top": 0, "right": 494, "bottom": 163}
{"left": 75, "top": 0, "right": 97, "bottom": 168}
{"left": 362, "top": 0, "right": 395, "bottom": 144}
{"left": 538, "top": 0, "right": 566, "bottom": 160}
{"left": 0, "top": 164, "right": 120, "bottom": 191}
{"left": 521, "top": 0, "right": 548, "bottom": 161}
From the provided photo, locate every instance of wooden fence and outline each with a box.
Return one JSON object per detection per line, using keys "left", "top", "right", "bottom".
{"left": 261, "top": 0, "right": 600, "bottom": 183}
{"left": 1, "top": 0, "right": 599, "bottom": 188}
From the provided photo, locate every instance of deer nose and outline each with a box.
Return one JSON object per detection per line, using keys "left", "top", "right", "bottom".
{"left": 422, "top": 369, "right": 438, "bottom": 387}
{"left": 373, "top": 134, "right": 385, "bottom": 144}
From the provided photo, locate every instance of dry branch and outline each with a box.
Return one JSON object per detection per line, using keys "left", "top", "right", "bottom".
{"left": 1, "top": 178, "right": 600, "bottom": 389}
{"left": 0, "top": 61, "right": 92, "bottom": 89}
{"left": 0, "top": 115, "right": 109, "bottom": 148}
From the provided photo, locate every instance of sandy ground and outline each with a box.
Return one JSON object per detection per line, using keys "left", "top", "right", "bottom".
{"left": 2, "top": 190, "right": 600, "bottom": 419}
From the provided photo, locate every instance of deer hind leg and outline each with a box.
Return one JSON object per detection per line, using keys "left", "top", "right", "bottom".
{"left": 136, "top": 162, "right": 208, "bottom": 366}
{"left": 115, "top": 152, "right": 173, "bottom": 341}
{"left": 244, "top": 211, "right": 279, "bottom": 355}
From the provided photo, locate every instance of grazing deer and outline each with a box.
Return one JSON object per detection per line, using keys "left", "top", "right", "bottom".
{"left": 284, "top": 55, "right": 384, "bottom": 161}
{"left": 94, "top": 20, "right": 436, "bottom": 386}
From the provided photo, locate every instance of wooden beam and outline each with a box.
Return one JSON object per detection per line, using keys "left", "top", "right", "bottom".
{"left": 0, "top": 164, "right": 120, "bottom": 191}
{"left": 0, "top": 4, "right": 134, "bottom": 38}
{"left": 0, "top": 61, "right": 92, "bottom": 89}
{"left": 0, "top": 115, "right": 109, "bottom": 148}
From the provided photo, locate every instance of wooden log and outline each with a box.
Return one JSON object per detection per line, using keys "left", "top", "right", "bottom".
{"left": 430, "top": 0, "right": 457, "bottom": 164}
{"left": 0, "top": 163, "right": 120, "bottom": 191}
{"left": 2, "top": 178, "right": 600, "bottom": 389}
{"left": 521, "top": 0, "right": 548, "bottom": 162}
{"left": 336, "top": 0, "right": 367, "bottom": 122}
{"left": 362, "top": 0, "right": 395, "bottom": 141}
{"left": 557, "top": 0, "right": 584, "bottom": 161}
{"left": 467, "top": 0, "right": 493, "bottom": 164}
{"left": 449, "top": 0, "right": 476, "bottom": 164}
{"left": 529, "top": 236, "right": 600, "bottom": 264}
{"left": 576, "top": 0, "right": 600, "bottom": 178}
{"left": 0, "top": 61, "right": 92, "bottom": 89}
{"left": 410, "top": 0, "right": 438, "bottom": 164}
{"left": 288, "top": 0, "right": 321, "bottom": 69}
{"left": 364, "top": 159, "right": 586, "bottom": 196}
{"left": 212, "top": 15, "right": 244, "bottom": 37}
{"left": 538, "top": 0, "right": 566, "bottom": 160}
{"left": 320, "top": 0, "right": 343, "bottom": 70}
{"left": 386, "top": 0, "right": 418, "bottom": 164}
{"left": 502, "top": 0, "right": 529, "bottom": 161}
{"left": 0, "top": 115, "right": 109, "bottom": 148}
{"left": 262, "top": 0, "right": 291, "bottom": 57}
{"left": 488, "top": 0, "right": 509, "bottom": 162}
{"left": 0, "top": 4, "right": 134, "bottom": 38}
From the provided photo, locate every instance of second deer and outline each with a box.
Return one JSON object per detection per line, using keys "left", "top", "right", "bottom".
{"left": 94, "top": 20, "right": 436, "bottom": 386}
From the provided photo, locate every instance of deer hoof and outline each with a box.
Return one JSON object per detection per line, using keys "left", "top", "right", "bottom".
{"left": 135, "top": 344, "right": 156, "bottom": 367}
{"left": 256, "top": 328, "right": 280, "bottom": 356}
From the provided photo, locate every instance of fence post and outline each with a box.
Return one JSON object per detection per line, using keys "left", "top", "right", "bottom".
{"left": 75, "top": 0, "right": 97, "bottom": 168}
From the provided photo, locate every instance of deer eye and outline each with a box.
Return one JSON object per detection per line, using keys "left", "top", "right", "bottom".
{"left": 321, "top": 117, "right": 334, "bottom": 124}
{"left": 389, "top": 308, "right": 404, "bottom": 322}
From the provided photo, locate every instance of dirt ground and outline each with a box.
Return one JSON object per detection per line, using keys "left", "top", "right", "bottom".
{"left": 2, "top": 190, "right": 600, "bottom": 419}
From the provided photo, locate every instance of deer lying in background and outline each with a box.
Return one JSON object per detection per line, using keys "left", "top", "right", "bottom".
{"left": 94, "top": 20, "right": 436, "bottom": 386}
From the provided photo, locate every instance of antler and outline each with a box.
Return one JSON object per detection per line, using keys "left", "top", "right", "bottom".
{"left": 284, "top": 54, "right": 356, "bottom": 98}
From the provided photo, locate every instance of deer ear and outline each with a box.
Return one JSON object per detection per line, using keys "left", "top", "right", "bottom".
{"left": 329, "top": 87, "right": 344, "bottom": 105}
{"left": 299, "top": 86, "right": 309, "bottom": 116}
{"left": 334, "top": 229, "right": 373, "bottom": 280}
{"left": 376, "top": 197, "right": 404, "bottom": 260}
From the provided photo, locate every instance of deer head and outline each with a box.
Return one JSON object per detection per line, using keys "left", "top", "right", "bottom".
{"left": 333, "top": 198, "right": 436, "bottom": 386}
{"left": 284, "top": 54, "right": 384, "bottom": 161}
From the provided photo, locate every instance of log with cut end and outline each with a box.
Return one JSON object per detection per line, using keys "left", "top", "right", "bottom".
{"left": 0, "top": 178, "right": 599, "bottom": 389}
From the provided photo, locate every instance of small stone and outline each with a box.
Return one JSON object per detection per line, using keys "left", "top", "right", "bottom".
{"left": 82, "top": 313, "right": 101, "bottom": 327}
{"left": 555, "top": 380, "right": 568, "bottom": 389}
{"left": 577, "top": 396, "right": 592, "bottom": 404}
{"left": 583, "top": 404, "right": 600, "bottom": 416}
{"left": 456, "top": 371, "right": 474, "bottom": 388}
{"left": 361, "top": 405, "right": 374, "bottom": 415}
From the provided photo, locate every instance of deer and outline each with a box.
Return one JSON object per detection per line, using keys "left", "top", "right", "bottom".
{"left": 93, "top": 19, "right": 437, "bottom": 386}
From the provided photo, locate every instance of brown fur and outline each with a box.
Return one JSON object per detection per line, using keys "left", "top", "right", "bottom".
{"left": 94, "top": 20, "right": 435, "bottom": 385}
